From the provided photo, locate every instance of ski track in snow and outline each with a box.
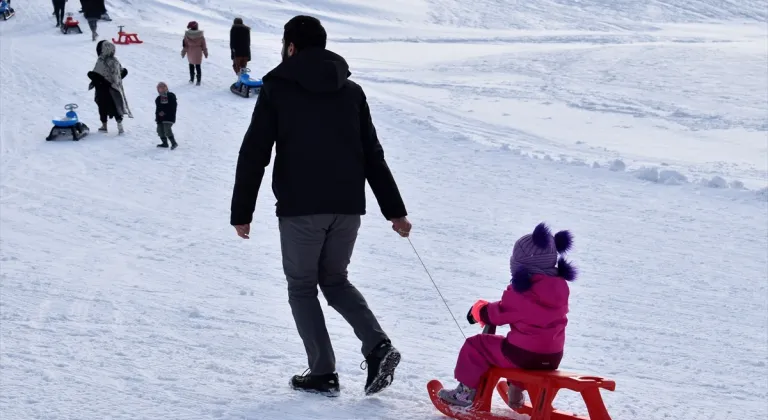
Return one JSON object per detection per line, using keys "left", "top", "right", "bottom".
{"left": 1, "top": 0, "right": 766, "bottom": 419}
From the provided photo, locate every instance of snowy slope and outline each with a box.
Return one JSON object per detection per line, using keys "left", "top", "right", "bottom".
{"left": 1, "top": 0, "right": 767, "bottom": 419}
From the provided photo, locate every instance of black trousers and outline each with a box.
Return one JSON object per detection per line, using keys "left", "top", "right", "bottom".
{"left": 53, "top": 0, "right": 65, "bottom": 25}
{"left": 99, "top": 106, "right": 122, "bottom": 124}
{"left": 188, "top": 64, "right": 201, "bottom": 82}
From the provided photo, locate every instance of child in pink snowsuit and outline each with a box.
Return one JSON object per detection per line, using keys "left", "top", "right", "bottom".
{"left": 438, "top": 222, "right": 577, "bottom": 408}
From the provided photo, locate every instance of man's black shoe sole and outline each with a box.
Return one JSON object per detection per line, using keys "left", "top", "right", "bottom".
{"left": 364, "top": 348, "right": 401, "bottom": 396}
{"left": 289, "top": 380, "right": 340, "bottom": 398}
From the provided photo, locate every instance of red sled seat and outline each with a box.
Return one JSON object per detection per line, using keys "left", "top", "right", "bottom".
{"left": 428, "top": 368, "right": 616, "bottom": 420}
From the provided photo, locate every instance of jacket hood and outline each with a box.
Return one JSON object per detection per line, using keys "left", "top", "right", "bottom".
{"left": 264, "top": 47, "right": 350, "bottom": 93}
{"left": 185, "top": 29, "right": 204, "bottom": 38}
{"left": 526, "top": 274, "right": 570, "bottom": 309}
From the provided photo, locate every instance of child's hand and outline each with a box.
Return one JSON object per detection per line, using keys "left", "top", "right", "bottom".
{"left": 470, "top": 299, "right": 489, "bottom": 327}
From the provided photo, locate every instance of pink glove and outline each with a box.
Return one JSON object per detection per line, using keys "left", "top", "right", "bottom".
{"left": 470, "top": 299, "right": 489, "bottom": 327}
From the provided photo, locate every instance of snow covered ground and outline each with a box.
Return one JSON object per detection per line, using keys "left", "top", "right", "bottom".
{"left": 1, "top": 0, "right": 766, "bottom": 419}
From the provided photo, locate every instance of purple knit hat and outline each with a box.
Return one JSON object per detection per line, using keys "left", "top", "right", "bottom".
{"left": 510, "top": 222, "right": 577, "bottom": 292}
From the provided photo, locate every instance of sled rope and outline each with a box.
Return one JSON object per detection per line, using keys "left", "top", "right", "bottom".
{"left": 406, "top": 237, "right": 466, "bottom": 339}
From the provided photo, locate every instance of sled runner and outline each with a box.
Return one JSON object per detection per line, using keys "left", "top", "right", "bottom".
{"left": 428, "top": 325, "right": 616, "bottom": 420}
{"left": 0, "top": 0, "right": 14, "bottom": 20}
{"left": 230, "top": 67, "right": 262, "bottom": 98}
{"left": 46, "top": 104, "right": 89, "bottom": 141}
{"left": 60, "top": 13, "right": 82, "bottom": 34}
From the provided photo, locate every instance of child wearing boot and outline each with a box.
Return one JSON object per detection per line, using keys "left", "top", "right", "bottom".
{"left": 181, "top": 21, "right": 208, "bottom": 85}
{"left": 155, "top": 82, "right": 178, "bottom": 149}
{"left": 437, "top": 223, "right": 577, "bottom": 409}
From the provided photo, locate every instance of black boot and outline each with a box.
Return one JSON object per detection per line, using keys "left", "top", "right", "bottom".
{"left": 361, "top": 340, "right": 401, "bottom": 395}
{"left": 157, "top": 137, "right": 168, "bottom": 148}
{"left": 188, "top": 64, "right": 194, "bottom": 83}
{"left": 290, "top": 370, "right": 340, "bottom": 397}
{"left": 169, "top": 137, "right": 177, "bottom": 150}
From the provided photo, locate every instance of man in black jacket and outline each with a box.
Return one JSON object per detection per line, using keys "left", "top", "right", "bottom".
{"left": 229, "top": 18, "right": 250, "bottom": 75}
{"left": 230, "top": 15, "right": 412, "bottom": 397}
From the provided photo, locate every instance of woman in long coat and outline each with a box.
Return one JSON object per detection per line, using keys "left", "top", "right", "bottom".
{"left": 181, "top": 21, "right": 208, "bottom": 85}
{"left": 87, "top": 40, "right": 133, "bottom": 134}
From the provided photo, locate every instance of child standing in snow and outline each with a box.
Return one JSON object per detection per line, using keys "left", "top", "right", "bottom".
{"left": 437, "top": 223, "right": 577, "bottom": 408}
{"left": 181, "top": 21, "right": 208, "bottom": 85}
{"left": 155, "top": 82, "right": 178, "bottom": 149}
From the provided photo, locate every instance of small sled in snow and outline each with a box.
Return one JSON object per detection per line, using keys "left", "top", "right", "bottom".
{"left": 230, "top": 67, "right": 262, "bottom": 98}
{"left": 428, "top": 324, "right": 616, "bottom": 420}
{"left": 0, "top": 0, "right": 15, "bottom": 20}
{"left": 112, "top": 25, "right": 143, "bottom": 45}
{"left": 46, "top": 103, "right": 90, "bottom": 141}
{"left": 60, "top": 13, "right": 82, "bottom": 34}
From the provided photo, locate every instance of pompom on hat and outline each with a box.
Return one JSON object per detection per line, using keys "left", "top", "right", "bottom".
{"left": 509, "top": 222, "right": 577, "bottom": 292}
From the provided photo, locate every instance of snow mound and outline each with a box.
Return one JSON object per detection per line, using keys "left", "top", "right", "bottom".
{"left": 634, "top": 167, "right": 689, "bottom": 185}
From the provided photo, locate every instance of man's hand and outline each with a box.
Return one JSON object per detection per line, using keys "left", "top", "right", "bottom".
{"left": 234, "top": 224, "right": 250, "bottom": 239}
{"left": 390, "top": 217, "right": 412, "bottom": 238}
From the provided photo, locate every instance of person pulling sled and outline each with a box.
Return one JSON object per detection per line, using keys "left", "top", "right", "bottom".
{"left": 230, "top": 17, "right": 251, "bottom": 75}
{"left": 87, "top": 40, "right": 133, "bottom": 134}
{"left": 80, "top": 0, "right": 105, "bottom": 41}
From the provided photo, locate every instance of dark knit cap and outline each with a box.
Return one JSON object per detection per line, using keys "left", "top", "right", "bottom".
{"left": 283, "top": 15, "right": 326, "bottom": 51}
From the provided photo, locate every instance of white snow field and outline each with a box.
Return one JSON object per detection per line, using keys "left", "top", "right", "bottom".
{"left": 1, "top": 0, "right": 767, "bottom": 419}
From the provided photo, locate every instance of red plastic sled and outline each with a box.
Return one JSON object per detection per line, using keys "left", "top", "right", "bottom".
{"left": 428, "top": 369, "right": 615, "bottom": 420}
{"left": 60, "top": 13, "right": 82, "bottom": 34}
{"left": 428, "top": 325, "right": 616, "bottom": 420}
{"left": 112, "top": 25, "right": 143, "bottom": 44}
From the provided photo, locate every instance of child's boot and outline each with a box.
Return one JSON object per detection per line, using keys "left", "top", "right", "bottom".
{"left": 506, "top": 382, "right": 525, "bottom": 408}
{"left": 437, "top": 383, "right": 476, "bottom": 407}
{"left": 169, "top": 137, "right": 177, "bottom": 150}
{"left": 98, "top": 123, "right": 107, "bottom": 133}
{"left": 117, "top": 122, "right": 124, "bottom": 135}
{"left": 157, "top": 137, "right": 169, "bottom": 148}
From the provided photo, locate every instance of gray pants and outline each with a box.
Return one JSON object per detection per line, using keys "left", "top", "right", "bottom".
{"left": 156, "top": 122, "right": 174, "bottom": 139}
{"left": 279, "top": 214, "right": 388, "bottom": 375}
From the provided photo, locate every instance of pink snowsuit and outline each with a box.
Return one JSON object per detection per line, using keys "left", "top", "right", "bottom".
{"left": 454, "top": 274, "right": 569, "bottom": 389}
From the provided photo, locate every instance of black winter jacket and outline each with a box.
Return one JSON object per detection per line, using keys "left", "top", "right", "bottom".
{"left": 229, "top": 23, "right": 251, "bottom": 60}
{"left": 155, "top": 92, "right": 177, "bottom": 123}
{"left": 80, "top": 0, "right": 105, "bottom": 19}
{"left": 230, "top": 47, "right": 407, "bottom": 225}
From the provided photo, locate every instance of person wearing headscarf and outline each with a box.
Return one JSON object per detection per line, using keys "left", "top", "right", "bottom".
{"left": 87, "top": 40, "right": 133, "bottom": 134}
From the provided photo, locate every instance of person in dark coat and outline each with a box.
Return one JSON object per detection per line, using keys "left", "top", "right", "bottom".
{"left": 88, "top": 40, "right": 131, "bottom": 134}
{"left": 154, "top": 82, "right": 178, "bottom": 149}
{"left": 230, "top": 15, "right": 412, "bottom": 398}
{"left": 229, "top": 17, "right": 251, "bottom": 75}
{"left": 52, "top": 0, "right": 66, "bottom": 26}
{"left": 80, "top": 0, "right": 105, "bottom": 41}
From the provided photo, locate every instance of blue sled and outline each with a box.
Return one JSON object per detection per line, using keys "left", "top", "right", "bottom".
{"left": 230, "top": 67, "right": 263, "bottom": 98}
{"left": 0, "top": 0, "right": 15, "bottom": 20}
{"left": 47, "top": 104, "right": 90, "bottom": 141}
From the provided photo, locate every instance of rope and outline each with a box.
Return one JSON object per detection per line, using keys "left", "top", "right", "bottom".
{"left": 406, "top": 237, "right": 466, "bottom": 340}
